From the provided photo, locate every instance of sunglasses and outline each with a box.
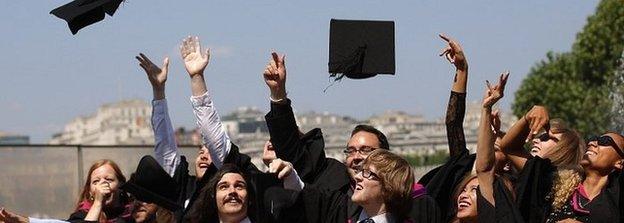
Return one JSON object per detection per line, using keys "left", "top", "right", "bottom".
{"left": 587, "top": 135, "right": 624, "bottom": 158}
{"left": 537, "top": 132, "right": 559, "bottom": 143}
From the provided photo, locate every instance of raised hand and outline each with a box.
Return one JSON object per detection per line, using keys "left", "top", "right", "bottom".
{"left": 268, "top": 158, "right": 293, "bottom": 179}
{"left": 524, "top": 105, "right": 550, "bottom": 141}
{"left": 136, "top": 53, "right": 169, "bottom": 92}
{"left": 180, "top": 36, "right": 210, "bottom": 77}
{"left": 439, "top": 34, "right": 467, "bottom": 71}
{"left": 491, "top": 109, "right": 502, "bottom": 134}
{"left": 482, "top": 71, "right": 510, "bottom": 108}
{"left": 263, "top": 52, "right": 287, "bottom": 101}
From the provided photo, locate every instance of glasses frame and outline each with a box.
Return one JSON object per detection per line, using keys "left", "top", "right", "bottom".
{"left": 353, "top": 166, "right": 381, "bottom": 181}
{"left": 343, "top": 146, "right": 379, "bottom": 156}
{"left": 537, "top": 132, "right": 559, "bottom": 143}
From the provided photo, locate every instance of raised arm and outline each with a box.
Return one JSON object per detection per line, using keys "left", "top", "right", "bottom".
{"left": 498, "top": 105, "right": 549, "bottom": 171}
{"left": 439, "top": 34, "right": 469, "bottom": 157}
{"left": 476, "top": 72, "right": 509, "bottom": 206}
{"left": 136, "top": 53, "right": 180, "bottom": 176}
{"left": 262, "top": 52, "right": 324, "bottom": 182}
{"left": 180, "top": 36, "right": 231, "bottom": 169}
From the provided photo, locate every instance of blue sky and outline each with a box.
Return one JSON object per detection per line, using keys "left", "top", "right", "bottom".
{"left": 0, "top": 0, "right": 600, "bottom": 143}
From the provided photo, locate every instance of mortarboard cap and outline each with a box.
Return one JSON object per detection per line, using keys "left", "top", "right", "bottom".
{"left": 50, "top": 0, "right": 124, "bottom": 35}
{"left": 328, "top": 19, "right": 395, "bottom": 80}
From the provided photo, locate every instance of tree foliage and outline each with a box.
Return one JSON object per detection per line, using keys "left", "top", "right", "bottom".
{"left": 512, "top": 0, "right": 624, "bottom": 136}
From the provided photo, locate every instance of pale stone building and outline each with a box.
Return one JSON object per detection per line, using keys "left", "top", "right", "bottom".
{"left": 48, "top": 99, "right": 153, "bottom": 145}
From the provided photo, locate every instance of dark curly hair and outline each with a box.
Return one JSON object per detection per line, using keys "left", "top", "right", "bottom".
{"left": 184, "top": 164, "right": 256, "bottom": 223}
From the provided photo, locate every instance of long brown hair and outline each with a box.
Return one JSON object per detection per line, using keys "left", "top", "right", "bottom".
{"left": 541, "top": 119, "right": 585, "bottom": 168}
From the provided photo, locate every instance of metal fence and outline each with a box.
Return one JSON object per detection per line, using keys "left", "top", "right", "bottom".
{"left": 0, "top": 144, "right": 439, "bottom": 219}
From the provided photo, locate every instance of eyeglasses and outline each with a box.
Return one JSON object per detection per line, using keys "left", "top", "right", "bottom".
{"left": 537, "top": 132, "right": 559, "bottom": 143}
{"left": 587, "top": 135, "right": 624, "bottom": 158}
{"left": 343, "top": 146, "right": 378, "bottom": 156}
{"left": 353, "top": 166, "right": 381, "bottom": 181}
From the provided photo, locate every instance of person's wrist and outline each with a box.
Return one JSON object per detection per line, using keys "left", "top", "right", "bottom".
{"left": 188, "top": 69, "right": 205, "bottom": 78}
{"left": 270, "top": 89, "right": 287, "bottom": 101}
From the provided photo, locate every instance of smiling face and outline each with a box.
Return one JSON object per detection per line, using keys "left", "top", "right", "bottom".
{"left": 351, "top": 165, "right": 384, "bottom": 209}
{"left": 530, "top": 130, "right": 562, "bottom": 157}
{"left": 195, "top": 146, "right": 212, "bottom": 179}
{"left": 215, "top": 173, "right": 248, "bottom": 221}
{"left": 132, "top": 202, "right": 158, "bottom": 223}
{"left": 345, "top": 131, "right": 381, "bottom": 179}
{"left": 456, "top": 177, "right": 478, "bottom": 221}
{"left": 581, "top": 133, "right": 624, "bottom": 172}
{"left": 89, "top": 164, "right": 120, "bottom": 205}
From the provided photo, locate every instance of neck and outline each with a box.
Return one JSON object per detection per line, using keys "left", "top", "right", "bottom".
{"left": 459, "top": 216, "right": 477, "bottom": 223}
{"left": 219, "top": 214, "right": 246, "bottom": 223}
{"left": 582, "top": 170, "right": 610, "bottom": 200}
{"left": 362, "top": 202, "right": 387, "bottom": 219}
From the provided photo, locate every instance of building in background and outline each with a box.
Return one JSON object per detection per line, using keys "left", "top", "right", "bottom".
{"left": 0, "top": 132, "right": 30, "bottom": 145}
{"left": 49, "top": 99, "right": 153, "bottom": 145}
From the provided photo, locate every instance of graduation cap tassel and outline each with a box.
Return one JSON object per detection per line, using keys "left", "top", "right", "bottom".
{"left": 324, "top": 45, "right": 366, "bottom": 92}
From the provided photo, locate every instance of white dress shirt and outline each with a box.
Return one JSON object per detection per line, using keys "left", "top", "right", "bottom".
{"left": 151, "top": 99, "right": 180, "bottom": 177}
{"left": 357, "top": 212, "right": 395, "bottom": 223}
{"left": 28, "top": 218, "right": 69, "bottom": 223}
{"left": 191, "top": 91, "right": 231, "bottom": 169}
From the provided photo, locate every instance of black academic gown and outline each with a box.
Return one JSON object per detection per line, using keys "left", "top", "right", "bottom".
{"left": 477, "top": 177, "right": 524, "bottom": 223}
{"left": 517, "top": 156, "right": 623, "bottom": 223}
{"left": 265, "top": 99, "right": 441, "bottom": 223}
{"left": 171, "top": 155, "right": 218, "bottom": 222}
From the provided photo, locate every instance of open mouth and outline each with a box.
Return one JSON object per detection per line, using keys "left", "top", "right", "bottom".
{"left": 457, "top": 199, "right": 471, "bottom": 209}
{"left": 530, "top": 147, "right": 541, "bottom": 154}
{"left": 585, "top": 150, "right": 597, "bottom": 156}
{"left": 224, "top": 196, "right": 242, "bottom": 205}
{"left": 198, "top": 163, "right": 210, "bottom": 168}
{"left": 355, "top": 183, "right": 363, "bottom": 190}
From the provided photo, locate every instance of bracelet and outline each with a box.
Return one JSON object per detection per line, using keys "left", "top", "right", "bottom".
{"left": 269, "top": 96, "right": 286, "bottom": 103}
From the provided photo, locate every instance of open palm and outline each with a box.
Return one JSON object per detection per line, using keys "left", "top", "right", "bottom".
{"left": 136, "top": 53, "right": 168, "bottom": 89}
{"left": 181, "top": 36, "right": 210, "bottom": 76}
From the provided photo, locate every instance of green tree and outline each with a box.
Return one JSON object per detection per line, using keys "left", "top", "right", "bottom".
{"left": 610, "top": 52, "right": 624, "bottom": 133}
{"left": 512, "top": 0, "right": 624, "bottom": 136}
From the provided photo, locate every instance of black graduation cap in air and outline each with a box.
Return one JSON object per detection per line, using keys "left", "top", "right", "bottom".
{"left": 328, "top": 19, "right": 395, "bottom": 80}
{"left": 50, "top": 0, "right": 124, "bottom": 35}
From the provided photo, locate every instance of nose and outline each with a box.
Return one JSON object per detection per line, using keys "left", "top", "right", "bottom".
{"left": 459, "top": 191, "right": 469, "bottom": 200}
{"left": 354, "top": 171, "right": 363, "bottom": 182}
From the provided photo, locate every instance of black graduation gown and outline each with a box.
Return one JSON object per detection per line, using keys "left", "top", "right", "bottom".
{"left": 171, "top": 155, "right": 218, "bottom": 222}
{"left": 418, "top": 91, "right": 475, "bottom": 222}
{"left": 265, "top": 99, "right": 441, "bottom": 223}
{"left": 67, "top": 205, "right": 133, "bottom": 223}
{"left": 477, "top": 177, "right": 524, "bottom": 223}
{"left": 516, "top": 156, "right": 623, "bottom": 223}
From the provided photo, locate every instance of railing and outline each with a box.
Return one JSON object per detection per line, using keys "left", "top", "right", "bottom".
{"left": 0, "top": 144, "right": 201, "bottom": 219}
{"left": 0, "top": 144, "right": 442, "bottom": 219}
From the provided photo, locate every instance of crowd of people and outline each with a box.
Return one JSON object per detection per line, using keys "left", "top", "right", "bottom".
{"left": 1, "top": 34, "right": 623, "bottom": 223}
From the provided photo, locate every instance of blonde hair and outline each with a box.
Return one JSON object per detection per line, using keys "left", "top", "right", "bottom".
{"left": 541, "top": 119, "right": 584, "bottom": 168}
{"left": 362, "top": 149, "right": 415, "bottom": 221}
{"left": 549, "top": 167, "right": 582, "bottom": 211}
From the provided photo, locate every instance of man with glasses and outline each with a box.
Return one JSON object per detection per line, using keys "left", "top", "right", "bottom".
{"left": 262, "top": 52, "right": 440, "bottom": 222}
